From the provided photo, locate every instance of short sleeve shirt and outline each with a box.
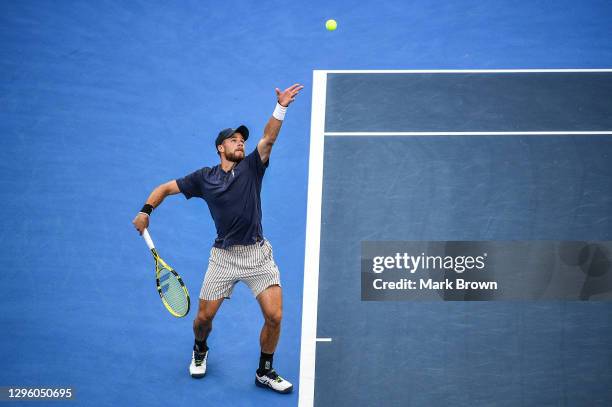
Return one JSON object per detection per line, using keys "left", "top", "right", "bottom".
{"left": 176, "top": 147, "right": 268, "bottom": 248}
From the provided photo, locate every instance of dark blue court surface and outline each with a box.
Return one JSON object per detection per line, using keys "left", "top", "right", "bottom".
{"left": 325, "top": 72, "right": 612, "bottom": 132}
{"left": 302, "top": 71, "right": 612, "bottom": 407}
{"left": 2, "top": 1, "right": 612, "bottom": 407}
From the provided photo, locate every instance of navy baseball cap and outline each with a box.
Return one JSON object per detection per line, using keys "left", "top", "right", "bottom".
{"left": 215, "top": 125, "right": 249, "bottom": 150}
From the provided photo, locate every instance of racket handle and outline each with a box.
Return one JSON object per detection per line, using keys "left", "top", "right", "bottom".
{"left": 142, "top": 228, "right": 155, "bottom": 250}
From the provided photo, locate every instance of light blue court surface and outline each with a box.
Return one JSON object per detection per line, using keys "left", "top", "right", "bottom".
{"left": 1, "top": 1, "right": 612, "bottom": 407}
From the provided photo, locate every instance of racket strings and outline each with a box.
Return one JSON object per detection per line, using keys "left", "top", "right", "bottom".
{"left": 158, "top": 267, "right": 189, "bottom": 316}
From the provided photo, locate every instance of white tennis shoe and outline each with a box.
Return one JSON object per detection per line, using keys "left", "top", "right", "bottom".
{"left": 255, "top": 369, "right": 293, "bottom": 394}
{"left": 189, "top": 349, "right": 207, "bottom": 378}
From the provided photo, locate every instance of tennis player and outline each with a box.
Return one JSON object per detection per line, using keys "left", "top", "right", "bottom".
{"left": 132, "top": 84, "right": 303, "bottom": 394}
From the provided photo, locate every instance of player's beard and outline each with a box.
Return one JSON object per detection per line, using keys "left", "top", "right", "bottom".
{"left": 226, "top": 149, "right": 244, "bottom": 163}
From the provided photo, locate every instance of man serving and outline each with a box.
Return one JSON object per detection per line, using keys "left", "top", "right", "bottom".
{"left": 132, "top": 83, "right": 304, "bottom": 394}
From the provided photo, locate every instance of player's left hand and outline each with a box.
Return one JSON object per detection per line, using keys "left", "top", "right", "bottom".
{"left": 276, "top": 84, "right": 304, "bottom": 107}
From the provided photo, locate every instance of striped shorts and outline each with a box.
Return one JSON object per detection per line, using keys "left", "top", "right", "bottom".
{"left": 200, "top": 239, "right": 281, "bottom": 300}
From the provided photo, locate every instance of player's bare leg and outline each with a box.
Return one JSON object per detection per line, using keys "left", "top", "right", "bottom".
{"left": 257, "top": 285, "right": 283, "bottom": 353}
{"left": 193, "top": 298, "right": 224, "bottom": 347}
{"left": 190, "top": 298, "right": 224, "bottom": 378}
{"left": 254, "top": 285, "right": 292, "bottom": 393}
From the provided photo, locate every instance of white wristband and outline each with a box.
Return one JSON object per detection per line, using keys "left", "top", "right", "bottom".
{"left": 272, "top": 102, "right": 287, "bottom": 121}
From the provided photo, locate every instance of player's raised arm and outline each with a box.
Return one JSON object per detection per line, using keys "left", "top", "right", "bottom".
{"left": 132, "top": 180, "right": 181, "bottom": 235}
{"left": 257, "top": 83, "right": 304, "bottom": 163}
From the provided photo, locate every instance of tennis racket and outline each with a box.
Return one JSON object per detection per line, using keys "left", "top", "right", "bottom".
{"left": 142, "top": 229, "right": 190, "bottom": 318}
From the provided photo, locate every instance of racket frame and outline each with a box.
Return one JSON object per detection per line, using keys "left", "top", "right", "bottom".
{"left": 142, "top": 229, "right": 190, "bottom": 318}
{"left": 152, "top": 249, "right": 191, "bottom": 318}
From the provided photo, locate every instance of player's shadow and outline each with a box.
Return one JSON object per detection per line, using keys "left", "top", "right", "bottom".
{"left": 559, "top": 241, "right": 612, "bottom": 300}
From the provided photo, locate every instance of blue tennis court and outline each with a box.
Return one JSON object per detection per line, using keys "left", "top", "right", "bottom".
{"left": 2, "top": 1, "right": 612, "bottom": 406}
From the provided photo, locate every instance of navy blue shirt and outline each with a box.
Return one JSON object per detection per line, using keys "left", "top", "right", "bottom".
{"left": 176, "top": 147, "right": 269, "bottom": 249}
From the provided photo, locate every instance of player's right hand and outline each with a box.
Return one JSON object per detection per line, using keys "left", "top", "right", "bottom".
{"left": 132, "top": 213, "right": 149, "bottom": 235}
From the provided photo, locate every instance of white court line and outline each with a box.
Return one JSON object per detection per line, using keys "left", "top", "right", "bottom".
{"left": 322, "top": 68, "right": 612, "bottom": 73}
{"left": 316, "top": 338, "right": 333, "bottom": 342}
{"left": 325, "top": 131, "right": 612, "bottom": 136}
{"left": 298, "top": 70, "right": 327, "bottom": 407}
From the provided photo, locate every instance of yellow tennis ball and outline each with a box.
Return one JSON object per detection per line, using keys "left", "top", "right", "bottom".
{"left": 325, "top": 19, "right": 337, "bottom": 31}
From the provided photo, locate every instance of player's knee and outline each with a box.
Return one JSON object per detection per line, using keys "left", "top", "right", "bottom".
{"left": 265, "top": 310, "right": 282, "bottom": 327}
{"left": 196, "top": 311, "right": 214, "bottom": 326}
